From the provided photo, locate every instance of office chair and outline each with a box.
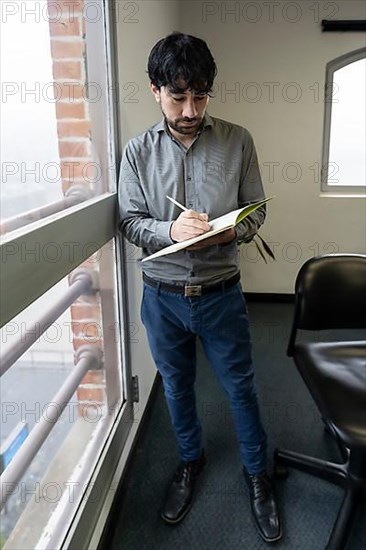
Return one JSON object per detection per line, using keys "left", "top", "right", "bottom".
{"left": 273, "top": 254, "right": 366, "bottom": 550}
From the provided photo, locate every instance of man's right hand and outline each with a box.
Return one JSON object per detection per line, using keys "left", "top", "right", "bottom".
{"left": 170, "top": 210, "right": 211, "bottom": 242}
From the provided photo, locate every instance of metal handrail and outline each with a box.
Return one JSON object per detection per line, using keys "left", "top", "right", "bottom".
{"left": 0, "top": 185, "right": 94, "bottom": 235}
{"left": 0, "top": 269, "right": 98, "bottom": 377}
{"left": 0, "top": 345, "right": 103, "bottom": 508}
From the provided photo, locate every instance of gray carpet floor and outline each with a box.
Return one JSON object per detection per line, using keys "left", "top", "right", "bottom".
{"left": 108, "top": 302, "right": 365, "bottom": 550}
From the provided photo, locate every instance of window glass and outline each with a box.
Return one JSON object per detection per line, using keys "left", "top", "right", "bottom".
{"left": 323, "top": 53, "right": 366, "bottom": 191}
{"left": 0, "top": 241, "right": 123, "bottom": 549}
{"left": 1, "top": 3, "right": 62, "bottom": 218}
{"left": 328, "top": 58, "right": 366, "bottom": 187}
{"left": 0, "top": 0, "right": 110, "bottom": 235}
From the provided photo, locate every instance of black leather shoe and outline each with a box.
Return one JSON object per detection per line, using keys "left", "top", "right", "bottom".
{"left": 161, "top": 451, "right": 206, "bottom": 524}
{"left": 243, "top": 468, "right": 282, "bottom": 543}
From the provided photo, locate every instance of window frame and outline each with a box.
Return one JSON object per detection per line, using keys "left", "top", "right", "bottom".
{"left": 321, "top": 47, "right": 366, "bottom": 195}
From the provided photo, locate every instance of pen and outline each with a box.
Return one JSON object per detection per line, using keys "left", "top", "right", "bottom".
{"left": 166, "top": 195, "right": 188, "bottom": 212}
{"left": 167, "top": 195, "right": 211, "bottom": 226}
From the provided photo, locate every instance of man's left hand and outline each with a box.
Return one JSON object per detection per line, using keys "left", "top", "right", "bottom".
{"left": 188, "top": 228, "right": 237, "bottom": 250}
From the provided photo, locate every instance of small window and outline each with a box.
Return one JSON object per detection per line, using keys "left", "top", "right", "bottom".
{"left": 322, "top": 48, "right": 366, "bottom": 194}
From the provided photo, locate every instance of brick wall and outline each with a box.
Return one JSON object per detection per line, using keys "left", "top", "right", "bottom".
{"left": 47, "top": 0, "right": 106, "bottom": 412}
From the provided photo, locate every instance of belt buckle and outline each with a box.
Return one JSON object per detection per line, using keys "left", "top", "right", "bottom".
{"left": 184, "top": 285, "right": 202, "bottom": 297}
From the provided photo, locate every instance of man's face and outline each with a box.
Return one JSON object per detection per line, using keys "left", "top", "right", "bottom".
{"left": 150, "top": 82, "right": 209, "bottom": 137}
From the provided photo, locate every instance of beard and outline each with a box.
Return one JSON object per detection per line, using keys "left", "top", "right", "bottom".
{"left": 161, "top": 109, "right": 203, "bottom": 136}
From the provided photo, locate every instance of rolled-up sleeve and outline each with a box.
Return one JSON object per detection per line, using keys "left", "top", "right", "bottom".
{"left": 118, "top": 142, "right": 174, "bottom": 251}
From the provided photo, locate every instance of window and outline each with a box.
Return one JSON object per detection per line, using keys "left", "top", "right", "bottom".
{"left": 322, "top": 47, "right": 366, "bottom": 194}
{"left": 0, "top": 2, "right": 130, "bottom": 548}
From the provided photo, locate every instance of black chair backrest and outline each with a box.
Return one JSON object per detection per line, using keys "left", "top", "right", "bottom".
{"left": 287, "top": 254, "right": 366, "bottom": 355}
{"left": 296, "top": 254, "right": 366, "bottom": 330}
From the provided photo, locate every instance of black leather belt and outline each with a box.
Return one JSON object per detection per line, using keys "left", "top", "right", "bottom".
{"left": 142, "top": 272, "right": 240, "bottom": 297}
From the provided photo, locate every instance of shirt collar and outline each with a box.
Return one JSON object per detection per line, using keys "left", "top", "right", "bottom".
{"left": 155, "top": 113, "right": 213, "bottom": 134}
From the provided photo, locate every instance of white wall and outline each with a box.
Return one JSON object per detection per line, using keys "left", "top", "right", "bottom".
{"left": 178, "top": 0, "right": 366, "bottom": 292}
{"left": 117, "top": 0, "right": 181, "bottom": 140}
{"left": 116, "top": 0, "right": 180, "bottom": 426}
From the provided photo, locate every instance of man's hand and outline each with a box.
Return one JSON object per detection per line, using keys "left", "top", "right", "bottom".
{"left": 188, "top": 228, "right": 237, "bottom": 250}
{"left": 170, "top": 210, "right": 211, "bottom": 242}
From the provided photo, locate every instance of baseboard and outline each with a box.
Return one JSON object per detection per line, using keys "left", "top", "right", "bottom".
{"left": 245, "top": 292, "right": 295, "bottom": 303}
{"left": 97, "top": 372, "right": 162, "bottom": 550}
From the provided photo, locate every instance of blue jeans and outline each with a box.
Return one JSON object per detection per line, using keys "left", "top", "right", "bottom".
{"left": 141, "top": 281, "right": 267, "bottom": 475}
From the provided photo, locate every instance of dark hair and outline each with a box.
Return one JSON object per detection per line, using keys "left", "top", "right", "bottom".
{"left": 147, "top": 32, "right": 217, "bottom": 94}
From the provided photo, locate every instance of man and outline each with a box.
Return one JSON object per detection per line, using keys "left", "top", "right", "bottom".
{"left": 119, "top": 32, "right": 281, "bottom": 544}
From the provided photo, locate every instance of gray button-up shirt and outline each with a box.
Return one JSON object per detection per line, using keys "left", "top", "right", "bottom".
{"left": 118, "top": 113, "right": 266, "bottom": 284}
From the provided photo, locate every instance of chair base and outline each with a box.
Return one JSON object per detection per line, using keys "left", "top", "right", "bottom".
{"left": 273, "top": 448, "right": 366, "bottom": 550}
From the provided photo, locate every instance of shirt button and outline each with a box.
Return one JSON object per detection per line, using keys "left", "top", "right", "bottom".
{"left": 187, "top": 176, "right": 192, "bottom": 181}
{"left": 188, "top": 203, "right": 193, "bottom": 208}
